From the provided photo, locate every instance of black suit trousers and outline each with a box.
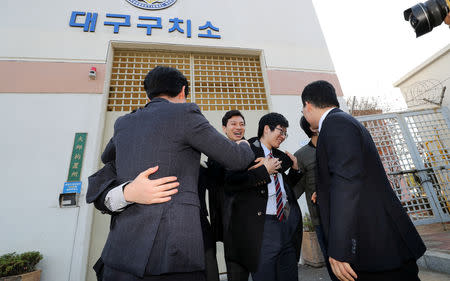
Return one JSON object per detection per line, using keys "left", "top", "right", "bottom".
{"left": 251, "top": 215, "right": 299, "bottom": 281}
{"left": 355, "top": 259, "right": 420, "bottom": 281}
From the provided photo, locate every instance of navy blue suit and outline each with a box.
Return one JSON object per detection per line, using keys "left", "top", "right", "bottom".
{"left": 316, "top": 108, "right": 426, "bottom": 276}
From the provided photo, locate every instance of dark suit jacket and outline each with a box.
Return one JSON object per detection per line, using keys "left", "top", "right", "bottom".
{"left": 223, "top": 137, "right": 303, "bottom": 272}
{"left": 293, "top": 141, "right": 320, "bottom": 226}
{"left": 200, "top": 158, "right": 235, "bottom": 243}
{"left": 86, "top": 98, "right": 254, "bottom": 277}
{"left": 316, "top": 108, "right": 426, "bottom": 272}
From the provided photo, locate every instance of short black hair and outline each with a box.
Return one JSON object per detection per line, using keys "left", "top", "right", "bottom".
{"left": 143, "top": 66, "right": 190, "bottom": 99}
{"left": 222, "top": 110, "right": 246, "bottom": 127}
{"left": 300, "top": 116, "right": 314, "bottom": 138}
{"left": 301, "top": 80, "right": 339, "bottom": 108}
{"left": 257, "top": 112, "right": 289, "bottom": 139}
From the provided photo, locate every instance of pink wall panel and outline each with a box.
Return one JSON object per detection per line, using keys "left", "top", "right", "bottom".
{"left": 267, "top": 69, "right": 343, "bottom": 96}
{"left": 0, "top": 61, "right": 106, "bottom": 93}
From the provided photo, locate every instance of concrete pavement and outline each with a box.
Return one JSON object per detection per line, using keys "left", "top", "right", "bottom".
{"left": 219, "top": 265, "right": 450, "bottom": 280}
{"left": 296, "top": 264, "right": 450, "bottom": 281}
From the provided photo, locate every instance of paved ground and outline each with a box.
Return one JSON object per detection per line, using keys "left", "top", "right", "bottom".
{"left": 219, "top": 224, "right": 450, "bottom": 280}
{"left": 297, "top": 265, "right": 450, "bottom": 281}
{"left": 220, "top": 265, "right": 450, "bottom": 281}
{"left": 421, "top": 230, "right": 450, "bottom": 255}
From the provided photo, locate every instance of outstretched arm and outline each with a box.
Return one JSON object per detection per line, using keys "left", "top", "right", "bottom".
{"left": 224, "top": 156, "right": 282, "bottom": 192}
{"left": 184, "top": 104, "right": 254, "bottom": 170}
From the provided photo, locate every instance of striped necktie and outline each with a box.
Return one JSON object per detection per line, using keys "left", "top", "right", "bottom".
{"left": 269, "top": 153, "right": 284, "bottom": 221}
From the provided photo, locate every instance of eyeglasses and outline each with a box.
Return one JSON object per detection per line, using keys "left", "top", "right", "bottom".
{"left": 275, "top": 127, "right": 288, "bottom": 138}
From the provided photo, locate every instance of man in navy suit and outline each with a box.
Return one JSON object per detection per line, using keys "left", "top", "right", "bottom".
{"left": 301, "top": 80, "right": 426, "bottom": 281}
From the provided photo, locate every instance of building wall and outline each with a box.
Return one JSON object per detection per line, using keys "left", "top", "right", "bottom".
{"left": 0, "top": 93, "right": 105, "bottom": 281}
{"left": 395, "top": 45, "right": 450, "bottom": 110}
{"left": 0, "top": 1, "right": 343, "bottom": 280}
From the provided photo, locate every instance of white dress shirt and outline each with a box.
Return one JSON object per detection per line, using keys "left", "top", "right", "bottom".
{"left": 104, "top": 181, "right": 132, "bottom": 212}
{"left": 261, "top": 142, "right": 287, "bottom": 215}
{"left": 318, "top": 107, "right": 336, "bottom": 133}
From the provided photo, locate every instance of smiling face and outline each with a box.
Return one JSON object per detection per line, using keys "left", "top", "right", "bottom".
{"left": 262, "top": 125, "right": 287, "bottom": 150}
{"left": 223, "top": 115, "right": 245, "bottom": 141}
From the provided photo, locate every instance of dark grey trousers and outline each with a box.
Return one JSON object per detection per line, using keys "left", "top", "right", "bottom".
{"left": 251, "top": 216, "right": 298, "bottom": 281}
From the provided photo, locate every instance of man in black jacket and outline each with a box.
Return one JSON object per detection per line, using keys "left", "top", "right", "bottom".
{"left": 293, "top": 117, "right": 338, "bottom": 281}
{"left": 200, "top": 110, "right": 247, "bottom": 281}
{"left": 301, "top": 80, "right": 426, "bottom": 281}
{"left": 224, "top": 112, "right": 303, "bottom": 281}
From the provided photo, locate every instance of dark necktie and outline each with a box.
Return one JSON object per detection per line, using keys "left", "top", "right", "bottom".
{"left": 269, "top": 153, "right": 284, "bottom": 221}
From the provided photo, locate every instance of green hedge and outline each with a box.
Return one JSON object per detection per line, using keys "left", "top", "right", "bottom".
{"left": 0, "top": 251, "right": 43, "bottom": 277}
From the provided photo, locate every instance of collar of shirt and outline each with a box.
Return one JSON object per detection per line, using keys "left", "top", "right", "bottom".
{"left": 318, "top": 107, "right": 336, "bottom": 133}
{"left": 261, "top": 141, "right": 271, "bottom": 157}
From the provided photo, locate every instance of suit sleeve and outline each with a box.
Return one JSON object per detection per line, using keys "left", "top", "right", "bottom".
{"left": 293, "top": 176, "right": 306, "bottom": 200}
{"left": 323, "top": 118, "right": 364, "bottom": 263}
{"left": 184, "top": 104, "right": 254, "bottom": 170}
{"left": 86, "top": 161, "right": 121, "bottom": 214}
{"left": 101, "top": 137, "right": 116, "bottom": 164}
{"left": 277, "top": 151, "right": 302, "bottom": 188}
{"left": 292, "top": 151, "right": 306, "bottom": 199}
{"left": 223, "top": 165, "right": 271, "bottom": 192}
{"left": 86, "top": 137, "right": 127, "bottom": 214}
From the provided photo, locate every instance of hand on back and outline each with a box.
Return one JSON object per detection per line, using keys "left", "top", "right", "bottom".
{"left": 124, "top": 166, "right": 179, "bottom": 204}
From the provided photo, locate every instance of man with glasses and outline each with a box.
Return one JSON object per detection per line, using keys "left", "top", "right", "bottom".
{"left": 223, "top": 112, "right": 303, "bottom": 281}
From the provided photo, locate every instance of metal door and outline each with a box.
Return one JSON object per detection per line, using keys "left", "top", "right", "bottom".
{"left": 357, "top": 107, "right": 450, "bottom": 225}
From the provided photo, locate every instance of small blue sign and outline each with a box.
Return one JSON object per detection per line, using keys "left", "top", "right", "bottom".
{"left": 63, "top": 182, "right": 82, "bottom": 194}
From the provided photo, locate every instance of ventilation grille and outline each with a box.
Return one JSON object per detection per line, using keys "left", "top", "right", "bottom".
{"left": 108, "top": 50, "right": 268, "bottom": 111}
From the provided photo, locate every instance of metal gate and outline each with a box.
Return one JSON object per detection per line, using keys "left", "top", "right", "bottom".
{"left": 356, "top": 107, "right": 450, "bottom": 225}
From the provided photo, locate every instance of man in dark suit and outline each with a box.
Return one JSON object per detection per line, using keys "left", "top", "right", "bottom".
{"left": 200, "top": 109, "right": 247, "bottom": 281}
{"left": 89, "top": 110, "right": 248, "bottom": 281}
{"left": 224, "top": 113, "right": 303, "bottom": 281}
{"left": 293, "top": 117, "right": 338, "bottom": 281}
{"left": 301, "top": 80, "right": 426, "bottom": 281}
{"left": 87, "top": 66, "right": 254, "bottom": 281}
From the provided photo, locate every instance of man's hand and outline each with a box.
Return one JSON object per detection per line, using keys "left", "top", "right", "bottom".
{"left": 329, "top": 257, "right": 358, "bottom": 281}
{"left": 248, "top": 157, "right": 265, "bottom": 170}
{"left": 123, "top": 166, "right": 179, "bottom": 204}
{"left": 445, "top": 12, "right": 450, "bottom": 25}
{"left": 264, "top": 156, "right": 281, "bottom": 175}
{"left": 311, "top": 192, "right": 317, "bottom": 204}
{"left": 285, "top": 151, "right": 299, "bottom": 170}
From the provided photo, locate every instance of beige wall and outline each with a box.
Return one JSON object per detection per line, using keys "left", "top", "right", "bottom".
{"left": 395, "top": 45, "right": 450, "bottom": 110}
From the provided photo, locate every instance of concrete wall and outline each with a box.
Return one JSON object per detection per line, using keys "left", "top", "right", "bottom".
{"left": 0, "top": 93, "right": 105, "bottom": 281}
{"left": 395, "top": 46, "right": 450, "bottom": 110}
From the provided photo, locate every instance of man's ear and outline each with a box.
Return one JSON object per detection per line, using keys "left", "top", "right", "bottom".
{"left": 304, "top": 101, "right": 311, "bottom": 111}
{"left": 222, "top": 126, "right": 227, "bottom": 134}
{"left": 176, "top": 86, "right": 186, "bottom": 100}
